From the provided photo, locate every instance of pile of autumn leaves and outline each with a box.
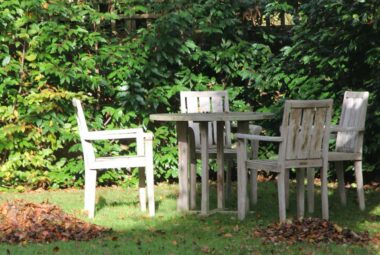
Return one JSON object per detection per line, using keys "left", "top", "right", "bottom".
{"left": 255, "top": 217, "right": 369, "bottom": 245}
{"left": 0, "top": 200, "right": 108, "bottom": 244}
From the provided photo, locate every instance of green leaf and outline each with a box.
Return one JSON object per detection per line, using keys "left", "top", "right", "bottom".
{"left": 25, "top": 53, "right": 37, "bottom": 62}
{"left": 2, "top": 56, "right": 11, "bottom": 66}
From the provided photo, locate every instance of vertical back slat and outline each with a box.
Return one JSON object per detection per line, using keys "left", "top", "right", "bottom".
{"left": 308, "top": 108, "right": 327, "bottom": 159}
{"left": 297, "top": 108, "right": 314, "bottom": 159}
{"left": 286, "top": 108, "right": 302, "bottom": 159}
{"left": 336, "top": 92, "right": 369, "bottom": 153}
{"left": 186, "top": 96, "right": 199, "bottom": 113}
{"left": 185, "top": 96, "right": 201, "bottom": 145}
{"left": 212, "top": 95, "right": 224, "bottom": 144}
{"left": 198, "top": 96, "right": 213, "bottom": 145}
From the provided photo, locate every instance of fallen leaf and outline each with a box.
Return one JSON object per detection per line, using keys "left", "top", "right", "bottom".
{"left": 201, "top": 246, "right": 210, "bottom": 253}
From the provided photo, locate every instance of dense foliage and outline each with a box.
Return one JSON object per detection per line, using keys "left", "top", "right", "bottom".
{"left": 0, "top": 0, "right": 379, "bottom": 189}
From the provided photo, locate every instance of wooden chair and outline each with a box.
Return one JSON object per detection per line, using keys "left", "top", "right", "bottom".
{"left": 306, "top": 91, "right": 369, "bottom": 213}
{"left": 180, "top": 91, "right": 261, "bottom": 209}
{"left": 236, "top": 100, "right": 333, "bottom": 222}
{"left": 72, "top": 98, "right": 155, "bottom": 218}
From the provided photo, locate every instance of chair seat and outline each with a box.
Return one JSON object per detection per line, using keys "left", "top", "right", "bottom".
{"left": 89, "top": 155, "right": 147, "bottom": 170}
{"left": 328, "top": 152, "right": 362, "bottom": 161}
{"left": 246, "top": 159, "right": 280, "bottom": 172}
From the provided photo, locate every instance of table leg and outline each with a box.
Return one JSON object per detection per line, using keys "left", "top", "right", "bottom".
{"left": 188, "top": 127, "right": 197, "bottom": 210}
{"left": 237, "top": 121, "right": 249, "bottom": 217}
{"left": 176, "top": 121, "right": 189, "bottom": 211}
{"left": 200, "top": 122, "right": 209, "bottom": 215}
{"left": 217, "top": 121, "right": 225, "bottom": 209}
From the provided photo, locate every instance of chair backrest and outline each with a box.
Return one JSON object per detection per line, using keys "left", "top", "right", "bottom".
{"left": 180, "top": 91, "right": 231, "bottom": 147}
{"left": 281, "top": 100, "right": 333, "bottom": 160}
{"left": 72, "top": 98, "right": 96, "bottom": 163}
{"left": 336, "top": 91, "right": 369, "bottom": 153}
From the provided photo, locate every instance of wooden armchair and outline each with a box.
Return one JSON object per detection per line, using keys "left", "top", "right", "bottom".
{"left": 236, "top": 100, "right": 333, "bottom": 222}
{"left": 307, "top": 91, "right": 369, "bottom": 213}
{"left": 72, "top": 98, "right": 155, "bottom": 218}
{"left": 180, "top": 91, "right": 261, "bottom": 209}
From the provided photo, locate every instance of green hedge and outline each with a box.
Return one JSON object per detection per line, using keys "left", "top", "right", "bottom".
{"left": 0, "top": 0, "right": 378, "bottom": 189}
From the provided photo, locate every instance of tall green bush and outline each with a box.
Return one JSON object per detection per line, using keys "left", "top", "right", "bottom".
{"left": 0, "top": 0, "right": 378, "bottom": 189}
{"left": 0, "top": 0, "right": 276, "bottom": 189}
{"left": 255, "top": 0, "right": 380, "bottom": 172}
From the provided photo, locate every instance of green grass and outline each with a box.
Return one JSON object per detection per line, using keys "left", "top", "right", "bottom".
{"left": 0, "top": 181, "right": 379, "bottom": 255}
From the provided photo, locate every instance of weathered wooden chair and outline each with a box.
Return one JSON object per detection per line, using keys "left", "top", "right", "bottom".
{"left": 236, "top": 100, "right": 333, "bottom": 222}
{"left": 180, "top": 91, "right": 261, "bottom": 209}
{"left": 72, "top": 98, "right": 155, "bottom": 218}
{"left": 306, "top": 91, "right": 369, "bottom": 213}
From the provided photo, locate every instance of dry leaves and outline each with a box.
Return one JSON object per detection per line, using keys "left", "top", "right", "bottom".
{"left": 255, "top": 217, "right": 369, "bottom": 245}
{"left": 0, "top": 199, "right": 109, "bottom": 244}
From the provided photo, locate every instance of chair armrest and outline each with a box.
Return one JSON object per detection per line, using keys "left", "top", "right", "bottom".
{"left": 330, "top": 125, "right": 365, "bottom": 133}
{"left": 236, "top": 133, "right": 283, "bottom": 142}
{"left": 83, "top": 128, "right": 153, "bottom": 140}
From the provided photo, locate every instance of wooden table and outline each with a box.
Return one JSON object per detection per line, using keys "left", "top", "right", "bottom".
{"left": 150, "top": 112, "right": 274, "bottom": 215}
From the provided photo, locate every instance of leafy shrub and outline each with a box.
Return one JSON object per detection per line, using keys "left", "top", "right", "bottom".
{"left": 0, "top": 0, "right": 378, "bottom": 189}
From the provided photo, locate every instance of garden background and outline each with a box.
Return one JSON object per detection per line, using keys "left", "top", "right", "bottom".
{"left": 0, "top": 0, "right": 379, "bottom": 191}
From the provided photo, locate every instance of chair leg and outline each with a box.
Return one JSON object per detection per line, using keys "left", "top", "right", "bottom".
{"left": 277, "top": 168, "right": 286, "bottom": 223}
{"left": 354, "top": 161, "right": 365, "bottom": 211}
{"left": 190, "top": 157, "right": 197, "bottom": 210}
{"left": 335, "top": 162, "right": 347, "bottom": 206}
{"left": 336, "top": 162, "right": 347, "bottom": 206}
{"left": 296, "top": 168, "right": 305, "bottom": 219}
{"left": 145, "top": 137, "right": 155, "bottom": 217}
{"left": 190, "top": 152, "right": 197, "bottom": 210}
{"left": 188, "top": 127, "right": 197, "bottom": 210}
{"left": 139, "top": 167, "right": 147, "bottom": 212}
{"left": 84, "top": 168, "right": 97, "bottom": 218}
{"left": 146, "top": 166, "right": 155, "bottom": 217}
{"left": 285, "top": 169, "right": 290, "bottom": 209}
{"left": 225, "top": 160, "right": 232, "bottom": 208}
{"left": 250, "top": 169, "right": 258, "bottom": 206}
{"left": 200, "top": 122, "right": 210, "bottom": 216}
{"left": 237, "top": 138, "right": 247, "bottom": 220}
{"left": 250, "top": 137, "right": 260, "bottom": 207}
{"left": 321, "top": 166, "right": 329, "bottom": 220}
{"left": 306, "top": 168, "right": 315, "bottom": 213}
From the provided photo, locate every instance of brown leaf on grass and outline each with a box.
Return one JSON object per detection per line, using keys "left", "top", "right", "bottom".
{"left": 201, "top": 245, "right": 210, "bottom": 254}
{"left": 255, "top": 217, "right": 369, "bottom": 245}
{"left": 223, "top": 233, "right": 233, "bottom": 238}
{"left": 0, "top": 199, "right": 109, "bottom": 244}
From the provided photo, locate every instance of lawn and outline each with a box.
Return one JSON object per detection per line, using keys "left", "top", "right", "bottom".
{"left": 0, "top": 181, "right": 379, "bottom": 255}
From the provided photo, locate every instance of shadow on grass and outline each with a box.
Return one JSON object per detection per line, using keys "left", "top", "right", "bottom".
{"left": 96, "top": 195, "right": 164, "bottom": 214}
